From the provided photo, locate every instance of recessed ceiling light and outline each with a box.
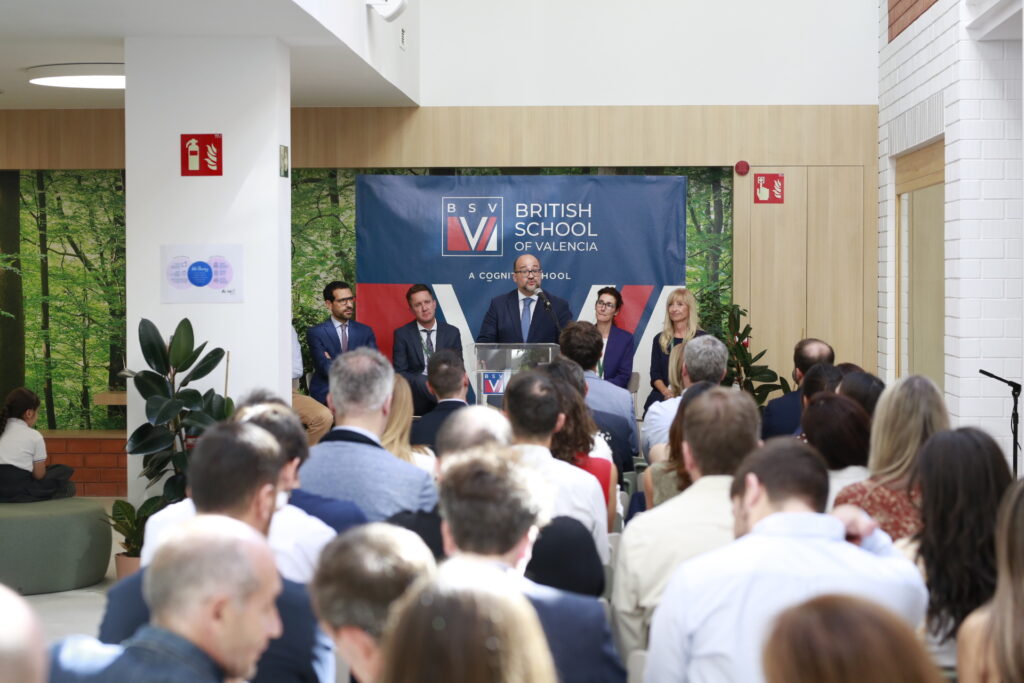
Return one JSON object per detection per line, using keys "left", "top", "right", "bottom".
{"left": 26, "top": 63, "right": 125, "bottom": 90}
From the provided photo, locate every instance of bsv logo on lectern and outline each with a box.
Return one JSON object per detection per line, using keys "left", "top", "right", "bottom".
{"left": 442, "top": 197, "right": 503, "bottom": 256}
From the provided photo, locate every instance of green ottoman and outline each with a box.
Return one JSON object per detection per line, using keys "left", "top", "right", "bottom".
{"left": 0, "top": 498, "right": 112, "bottom": 595}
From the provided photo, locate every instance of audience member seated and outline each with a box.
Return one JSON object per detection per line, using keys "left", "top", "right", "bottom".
{"left": 901, "top": 428, "right": 1011, "bottom": 674}
{"left": 645, "top": 439, "right": 927, "bottom": 683}
{"left": 310, "top": 523, "right": 436, "bottom": 683}
{"left": 837, "top": 370, "right": 886, "bottom": 419}
{"left": 957, "top": 479, "right": 1024, "bottom": 683}
{"left": 98, "top": 422, "right": 335, "bottom": 683}
{"left": 643, "top": 335, "right": 728, "bottom": 453}
{"left": 300, "top": 348, "right": 436, "bottom": 522}
{"left": 378, "top": 559, "right": 558, "bottom": 683}
{"left": 763, "top": 594, "right": 944, "bottom": 683}
{"left": 799, "top": 362, "right": 842, "bottom": 405}
{"left": 642, "top": 381, "right": 716, "bottom": 509}
{"left": 592, "top": 286, "right": 635, "bottom": 389}
{"left": 0, "top": 583, "right": 46, "bottom": 683}
{"left": 644, "top": 287, "right": 705, "bottom": 412}
{"left": 409, "top": 349, "right": 470, "bottom": 453}
{"left": 836, "top": 361, "right": 865, "bottom": 376}
{"left": 380, "top": 375, "right": 435, "bottom": 473}
{"left": 834, "top": 375, "right": 949, "bottom": 540}
{"left": 53, "top": 515, "right": 284, "bottom": 683}
{"left": 291, "top": 328, "right": 333, "bottom": 445}
{"left": 800, "top": 394, "right": 870, "bottom": 510}
{"left": 506, "top": 370, "right": 610, "bottom": 564}
{"left": 437, "top": 449, "right": 625, "bottom": 683}
{"left": 0, "top": 387, "right": 75, "bottom": 502}
{"left": 761, "top": 338, "right": 834, "bottom": 438}
{"left": 613, "top": 387, "right": 759, "bottom": 658}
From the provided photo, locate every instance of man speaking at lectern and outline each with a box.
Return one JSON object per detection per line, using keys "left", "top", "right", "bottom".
{"left": 476, "top": 254, "right": 573, "bottom": 345}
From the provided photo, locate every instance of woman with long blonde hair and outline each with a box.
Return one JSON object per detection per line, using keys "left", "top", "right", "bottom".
{"left": 380, "top": 375, "right": 435, "bottom": 473}
{"left": 644, "top": 287, "right": 704, "bottom": 413}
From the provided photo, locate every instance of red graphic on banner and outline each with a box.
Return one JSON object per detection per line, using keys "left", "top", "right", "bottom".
{"left": 754, "top": 173, "right": 784, "bottom": 204}
{"left": 181, "top": 134, "right": 223, "bottom": 176}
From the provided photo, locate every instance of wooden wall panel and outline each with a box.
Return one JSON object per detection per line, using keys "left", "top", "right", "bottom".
{"left": 895, "top": 139, "right": 944, "bottom": 194}
{"left": 0, "top": 110, "right": 125, "bottom": 169}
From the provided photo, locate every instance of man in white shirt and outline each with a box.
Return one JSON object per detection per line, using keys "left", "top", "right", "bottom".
{"left": 642, "top": 335, "right": 729, "bottom": 453}
{"left": 644, "top": 439, "right": 928, "bottom": 683}
{"left": 613, "top": 387, "right": 760, "bottom": 658}
{"left": 505, "top": 370, "right": 610, "bottom": 564}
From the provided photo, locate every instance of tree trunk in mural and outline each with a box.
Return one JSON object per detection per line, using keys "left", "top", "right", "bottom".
{"left": 708, "top": 174, "right": 724, "bottom": 286}
{"left": 35, "top": 170, "right": 56, "bottom": 428}
{"left": 328, "top": 169, "right": 342, "bottom": 263}
{"left": 107, "top": 170, "right": 127, "bottom": 422}
{"left": 0, "top": 170, "right": 24, "bottom": 399}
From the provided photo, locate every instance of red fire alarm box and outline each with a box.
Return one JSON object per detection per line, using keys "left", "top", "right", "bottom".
{"left": 181, "top": 134, "right": 223, "bottom": 176}
{"left": 754, "top": 173, "right": 784, "bottom": 204}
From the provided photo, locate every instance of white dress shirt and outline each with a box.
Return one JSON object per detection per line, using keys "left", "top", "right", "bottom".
{"left": 514, "top": 444, "right": 610, "bottom": 564}
{"left": 642, "top": 395, "right": 682, "bottom": 450}
{"left": 0, "top": 418, "right": 46, "bottom": 472}
{"left": 291, "top": 328, "right": 304, "bottom": 380}
{"left": 644, "top": 511, "right": 928, "bottom": 683}
{"left": 612, "top": 475, "right": 734, "bottom": 657}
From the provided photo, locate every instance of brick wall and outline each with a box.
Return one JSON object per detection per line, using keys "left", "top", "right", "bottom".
{"left": 42, "top": 431, "right": 127, "bottom": 497}
{"left": 888, "top": 0, "right": 940, "bottom": 42}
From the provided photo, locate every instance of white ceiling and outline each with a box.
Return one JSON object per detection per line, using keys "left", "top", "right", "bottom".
{"left": 0, "top": 0, "right": 416, "bottom": 109}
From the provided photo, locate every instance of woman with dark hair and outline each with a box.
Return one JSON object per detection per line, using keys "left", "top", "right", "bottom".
{"left": 906, "top": 428, "right": 1012, "bottom": 673}
{"left": 801, "top": 394, "right": 870, "bottom": 509}
{"left": 800, "top": 363, "right": 843, "bottom": 406}
{"left": 838, "top": 370, "right": 886, "bottom": 419}
{"left": 642, "top": 381, "right": 716, "bottom": 509}
{"left": 644, "top": 287, "right": 705, "bottom": 412}
{"left": 593, "top": 286, "right": 634, "bottom": 389}
{"left": 0, "top": 388, "right": 75, "bottom": 502}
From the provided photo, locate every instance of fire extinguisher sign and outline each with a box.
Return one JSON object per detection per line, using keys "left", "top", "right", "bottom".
{"left": 181, "top": 134, "right": 223, "bottom": 176}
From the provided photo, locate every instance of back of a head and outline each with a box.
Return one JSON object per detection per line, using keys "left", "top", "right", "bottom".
{"left": 837, "top": 371, "right": 885, "bottom": 418}
{"left": 504, "top": 371, "right": 560, "bottom": 441}
{"left": 683, "top": 335, "right": 728, "bottom": 384}
{"left": 329, "top": 347, "right": 395, "bottom": 416}
{"left": 310, "top": 523, "right": 436, "bottom": 639}
{"left": 682, "top": 387, "right": 760, "bottom": 475}
{"left": 763, "top": 594, "right": 943, "bottom": 683}
{"left": 558, "top": 321, "right": 603, "bottom": 371}
{"left": 0, "top": 583, "right": 45, "bottom": 683}
{"left": 869, "top": 375, "right": 949, "bottom": 484}
{"left": 793, "top": 338, "right": 835, "bottom": 375}
{"left": 234, "top": 401, "right": 309, "bottom": 465}
{"left": 427, "top": 349, "right": 466, "bottom": 398}
{"left": 801, "top": 363, "right": 843, "bottom": 401}
{"left": 992, "top": 480, "right": 1024, "bottom": 682}
{"left": 801, "top": 394, "right": 870, "bottom": 470}
{"left": 730, "top": 439, "right": 829, "bottom": 513}
{"left": 189, "top": 421, "right": 283, "bottom": 515}
{"left": 143, "top": 515, "right": 269, "bottom": 623}
{"left": 539, "top": 357, "right": 587, "bottom": 396}
{"left": 0, "top": 388, "right": 39, "bottom": 435}
{"left": 379, "top": 560, "right": 557, "bottom": 683}
{"left": 434, "top": 405, "right": 512, "bottom": 459}
{"left": 438, "top": 448, "right": 549, "bottom": 556}
{"left": 545, "top": 377, "right": 595, "bottom": 461}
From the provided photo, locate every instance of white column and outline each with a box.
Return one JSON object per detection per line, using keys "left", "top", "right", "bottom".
{"left": 124, "top": 37, "right": 291, "bottom": 503}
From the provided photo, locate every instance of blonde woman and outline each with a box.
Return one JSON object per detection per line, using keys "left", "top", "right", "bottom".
{"left": 833, "top": 375, "right": 949, "bottom": 540}
{"left": 644, "top": 287, "right": 704, "bottom": 413}
{"left": 381, "top": 375, "right": 436, "bottom": 474}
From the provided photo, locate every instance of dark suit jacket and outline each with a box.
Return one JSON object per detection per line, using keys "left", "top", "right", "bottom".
{"left": 761, "top": 388, "right": 803, "bottom": 438}
{"left": 476, "top": 290, "right": 573, "bottom": 344}
{"left": 307, "top": 318, "right": 377, "bottom": 405}
{"left": 409, "top": 400, "right": 467, "bottom": 451}
{"left": 98, "top": 570, "right": 334, "bottom": 683}
{"left": 393, "top": 320, "right": 464, "bottom": 415}
{"left": 601, "top": 325, "right": 635, "bottom": 389}
{"left": 288, "top": 488, "right": 368, "bottom": 534}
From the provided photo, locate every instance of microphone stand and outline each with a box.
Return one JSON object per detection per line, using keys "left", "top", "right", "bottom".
{"left": 536, "top": 289, "right": 562, "bottom": 334}
{"left": 980, "top": 369, "right": 1021, "bottom": 478}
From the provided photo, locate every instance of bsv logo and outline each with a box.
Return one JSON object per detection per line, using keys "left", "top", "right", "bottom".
{"left": 442, "top": 197, "right": 503, "bottom": 256}
{"left": 482, "top": 371, "right": 507, "bottom": 395}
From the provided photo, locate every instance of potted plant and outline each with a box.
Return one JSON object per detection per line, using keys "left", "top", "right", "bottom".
{"left": 720, "top": 304, "right": 791, "bottom": 408}
{"left": 105, "top": 496, "right": 166, "bottom": 579}
{"left": 123, "top": 318, "right": 233, "bottom": 503}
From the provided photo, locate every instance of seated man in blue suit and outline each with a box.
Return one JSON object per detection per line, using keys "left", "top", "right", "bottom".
{"left": 761, "top": 337, "right": 834, "bottom": 438}
{"left": 439, "top": 448, "right": 626, "bottom": 683}
{"left": 476, "top": 253, "right": 573, "bottom": 344}
{"left": 393, "top": 283, "right": 466, "bottom": 415}
{"left": 308, "top": 281, "right": 377, "bottom": 405}
{"left": 410, "top": 349, "right": 470, "bottom": 452}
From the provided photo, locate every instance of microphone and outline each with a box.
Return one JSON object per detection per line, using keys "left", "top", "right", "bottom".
{"left": 980, "top": 369, "right": 1022, "bottom": 392}
{"left": 536, "top": 289, "right": 562, "bottom": 334}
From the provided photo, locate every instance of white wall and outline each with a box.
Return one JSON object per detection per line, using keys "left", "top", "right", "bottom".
{"left": 420, "top": 0, "right": 877, "bottom": 106}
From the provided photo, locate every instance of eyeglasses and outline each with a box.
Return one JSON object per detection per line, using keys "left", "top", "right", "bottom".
{"left": 333, "top": 296, "right": 355, "bottom": 304}
{"left": 595, "top": 301, "right": 617, "bottom": 309}
{"left": 515, "top": 269, "right": 542, "bottom": 276}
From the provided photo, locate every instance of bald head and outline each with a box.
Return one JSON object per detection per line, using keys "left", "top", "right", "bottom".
{"left": 793, "top": 338, "right": 835, "bottom": 377}
{"left": 435, "top": 406, "right": 512, "bottom": 459}
{"left": 0, "top": 584, "right": 45, "bottom": 683}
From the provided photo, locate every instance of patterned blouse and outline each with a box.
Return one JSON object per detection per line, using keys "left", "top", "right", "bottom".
{"left": 833, "top": 477, "right": 922, "bottom": 541}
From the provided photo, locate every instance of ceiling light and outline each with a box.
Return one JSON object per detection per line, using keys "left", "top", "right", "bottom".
{"left": 27, "top": 63, "right": 125, "bottom": 89}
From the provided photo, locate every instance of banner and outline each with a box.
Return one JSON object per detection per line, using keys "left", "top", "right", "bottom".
{"left": 355, "top": 174, "right": 688, "bottom": 409}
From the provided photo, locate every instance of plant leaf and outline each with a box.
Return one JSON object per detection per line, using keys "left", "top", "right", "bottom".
{"left": 175, "top": 341, "right": 207, "bottom": 375}
{"left": 136, "top": 495, "right": 167, "bottom": 520}
{"left": 163, "top": 474, "right": 187, "bottom": 503}
{"left": 145, "top": 396, "right": 184, "bottom": 426}
{"left": 183, "top": 411, "right": 216, "bottom": 430}
{"left": 138, "top": 318, "right": 170, "bottom": 375}
{"left": 175, "top": 388, "right": 204, "bottom": 411}
{"left": 126, "top": 423, "right": 175, "bottom": 456}
{"left": 141, "top": 451, "right": 173, "bottom": 482}
{"left": 134, "top": 371, "right": 171, "bottom": 400}
{"left": 180, "top": 348, "right": 225, "bottom": 386}
{"left": 168, "top": 319, "right": 196, "bottom": 371}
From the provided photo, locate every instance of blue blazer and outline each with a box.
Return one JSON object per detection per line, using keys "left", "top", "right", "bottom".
{"left": 307, "top": 318, "right": 377, "bottom": 404}
{"left": 761, "top": 388, "right": 803, "bottom": 439}
{"left": 601, "top": 325, "right": 635, "bottom": 389}
{"left": 476, "top": 290, "right": 573, "bottom": 344}
{"left": 410, "top": 400, "right": 468, "bottom": 452}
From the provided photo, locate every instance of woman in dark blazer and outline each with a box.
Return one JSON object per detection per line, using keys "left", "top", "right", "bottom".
{"left": 593, "top": 287, "right": 634, "bottom": 389}
{"left": 644, "top": 287, "right": 705, "bottom": 413}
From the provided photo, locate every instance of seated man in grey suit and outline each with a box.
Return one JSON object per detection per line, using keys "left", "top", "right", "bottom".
{"left": 298, "top": 348, "right": 437, "bottom": 522}
{"left": 392, "top": 284, "right": 465, "bottom": 416}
